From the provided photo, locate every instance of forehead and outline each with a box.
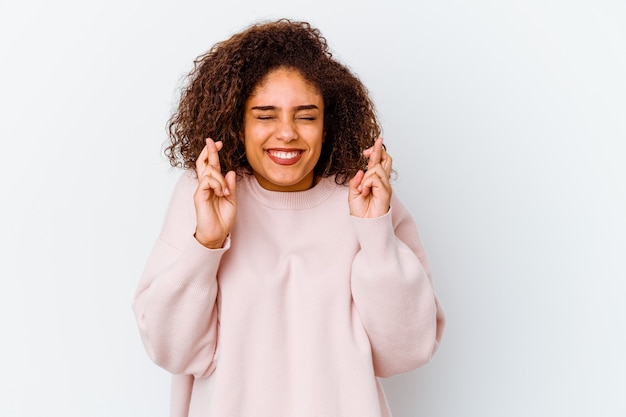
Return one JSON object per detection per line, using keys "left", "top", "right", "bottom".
{"left": 248, "top": 68, "right": 322, "bottom": 102}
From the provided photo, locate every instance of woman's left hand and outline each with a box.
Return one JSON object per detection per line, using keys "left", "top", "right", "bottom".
{"left": 348, "top": 137, "right": 392, "bottom": 218}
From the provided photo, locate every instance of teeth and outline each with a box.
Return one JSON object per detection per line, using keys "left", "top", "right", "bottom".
{"left": 269, "top": 151, "right": 300, "bottom": 159}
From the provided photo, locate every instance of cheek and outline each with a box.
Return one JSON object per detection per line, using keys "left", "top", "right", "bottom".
{"left": 305, "top": 123, "right": 325, "bottom": 145}
{"left": 314, "top": 132, "right": 325, "bottom": 149}
{"left": 242, "top": 126, "right": 260, "bottom": 151}
{"left": 244, "top": 122, "right": 272, "bottom": 141}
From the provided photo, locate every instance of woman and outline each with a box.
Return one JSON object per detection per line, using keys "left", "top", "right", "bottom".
{"left": 133, "top": 19, "right": 445, "bottom": 417}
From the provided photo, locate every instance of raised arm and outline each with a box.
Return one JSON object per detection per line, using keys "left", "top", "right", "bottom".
{"left": 350, "top": 198, "right": 445, "bottom": 377}
{"left": 132, "top": 139, "right": 237, "bottom": 377}
{"left": 349, "top": 138, "right": 445, "bottom": 377}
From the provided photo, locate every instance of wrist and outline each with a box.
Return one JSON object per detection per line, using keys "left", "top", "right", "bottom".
{"left": 194, "top": 231, "right": 226, "bottom": 249}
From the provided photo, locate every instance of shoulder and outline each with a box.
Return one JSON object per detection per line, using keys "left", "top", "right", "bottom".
{"left": 170, "top": 169, "right": 204, "bottom": 201}
{"left": 178, "top": 169, "right": 198, "bottom": 189}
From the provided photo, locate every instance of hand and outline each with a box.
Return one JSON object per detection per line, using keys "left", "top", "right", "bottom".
{"left": 193, "top": 138, "right": 237, "bottom": 249}
{"left": 348, "top": 137, "right": 392, "bottom": 218}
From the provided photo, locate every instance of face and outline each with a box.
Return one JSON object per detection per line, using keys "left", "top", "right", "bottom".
{"left": 243, "top": 67, "right": 324, "bottom": 192}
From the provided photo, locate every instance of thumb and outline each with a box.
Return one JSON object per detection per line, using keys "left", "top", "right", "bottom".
{"left": 348, "top": 170, "right": 364, "bottom": 197}
{"left": 224, "top": 171, "right": 237, "bottom": 200}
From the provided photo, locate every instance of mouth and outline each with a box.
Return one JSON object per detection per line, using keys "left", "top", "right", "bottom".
{"left": 266, "top": 149, "right": 304, "bottom": 165}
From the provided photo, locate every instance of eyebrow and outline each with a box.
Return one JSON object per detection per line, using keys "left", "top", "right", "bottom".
{"left": 250, "top": 104, "right": 320, "bottom": 111}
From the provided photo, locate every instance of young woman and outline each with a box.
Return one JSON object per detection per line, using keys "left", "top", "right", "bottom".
{"left": 133, "top": 19, "right": 445, "bottom": 417}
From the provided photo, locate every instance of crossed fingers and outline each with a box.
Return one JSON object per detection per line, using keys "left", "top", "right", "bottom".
{"left": 196, "top": 138, "right": 231, "bottom": 197}
{"left": 358, "top": 137, "right": 392, "bottom": 195}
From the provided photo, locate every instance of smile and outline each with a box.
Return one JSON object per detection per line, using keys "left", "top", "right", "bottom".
{"left": 266, "top": 149, "right": 304, "bottom": 165}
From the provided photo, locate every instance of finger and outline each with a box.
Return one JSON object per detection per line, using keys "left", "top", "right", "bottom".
{"left": 195, "top": 143, "right": 209, "bottom": 176}
{"left": 205, "top": 175, "right": 229, "bottom": 197}
{"left": 379, "top": 147, "right": 393, "bottom": 176}
{"left": 198, "top": 167, "right": 229, "bottom": 197}
{"left": 349, "top": 170, "right": 365, "bottom": 195}
{"left": 206, "top": 138, "right": 223, "bottom": 172}
{"left": 361, "top": 164, "right": 392, "bottom": 193}
{"left": 224, "top": 170, "right": 237, "bottom": 199}
{"left": 367, "top": 137, "right": 384, "bottom": 169}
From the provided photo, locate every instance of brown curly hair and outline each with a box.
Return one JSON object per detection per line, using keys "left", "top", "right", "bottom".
{"left": 165, "top": 19, "right": 381, "bottom": 184}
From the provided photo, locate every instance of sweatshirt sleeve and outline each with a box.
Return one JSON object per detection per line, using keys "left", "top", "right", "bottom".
{"left": 350, "top": 193, "right": 445, "bottom": 378}
{"left": 132, "top": 170, "right": 226, "bottom": 378}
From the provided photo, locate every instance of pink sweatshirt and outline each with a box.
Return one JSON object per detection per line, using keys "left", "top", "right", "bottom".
{"left": 133, "top": 171, "right": 445, "bottom": 417}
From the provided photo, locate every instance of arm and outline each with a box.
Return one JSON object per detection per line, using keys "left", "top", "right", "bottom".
{"left": 132, "top": 170, "right": 227, "bottom": 377}
{"left": 348, "top": 138, "right": 444, "bottom": 377}
{"left": 350, "top": 195, "right": 445, "bottom": 378}
{"left": 133, "top": 139, "right": 236, "bottom": 377}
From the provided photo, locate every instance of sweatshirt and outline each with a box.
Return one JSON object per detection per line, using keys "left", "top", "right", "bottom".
{"left": 133, "top": 170, "right": 445, "bottom": 417}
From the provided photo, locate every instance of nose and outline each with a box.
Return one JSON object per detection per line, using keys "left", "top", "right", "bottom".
{"left": 276, "top": 117, "right": 298, "bottom": 142}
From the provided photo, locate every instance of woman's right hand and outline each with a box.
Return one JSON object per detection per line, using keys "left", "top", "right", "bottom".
{"left": 193, "top": 138, "right": 237, "bottom": 249}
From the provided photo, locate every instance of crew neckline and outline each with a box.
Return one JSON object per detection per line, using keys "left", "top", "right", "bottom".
{"left": 243, "top": 174, "right": 337, "bottom": 210}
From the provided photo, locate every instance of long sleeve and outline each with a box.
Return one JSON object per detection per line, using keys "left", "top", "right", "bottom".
{"left": 350, "top": 193, "right": 445, "bottom": 378}
{"left": 132, "top": 171, "right": 227, "bottom": 377}
{"left": 134, "top": 174, "right": 444, "bottom": 416}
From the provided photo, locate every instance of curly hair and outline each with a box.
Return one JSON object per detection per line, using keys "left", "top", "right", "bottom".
{"left": 165, "top": 19, "right": 381, "bottom": 184}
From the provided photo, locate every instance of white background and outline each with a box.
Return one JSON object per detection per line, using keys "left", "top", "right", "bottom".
{"left": 1, "top": 0, "right": 625, "bottom": 416}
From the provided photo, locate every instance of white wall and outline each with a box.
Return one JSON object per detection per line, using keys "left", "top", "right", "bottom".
{"left": 1, "top": 0, "right": 624, "bottom": 416}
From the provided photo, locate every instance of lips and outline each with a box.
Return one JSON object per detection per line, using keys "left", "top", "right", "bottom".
{"left": 266, "top": 149, "right": 304, "bottom": 165}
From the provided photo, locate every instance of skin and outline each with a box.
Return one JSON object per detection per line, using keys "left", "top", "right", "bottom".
{"left": 193, "top": 68, "right": 393, "bottom": 249}
{"left": 243, "top": 68, "right": 325, "bottom": 192}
